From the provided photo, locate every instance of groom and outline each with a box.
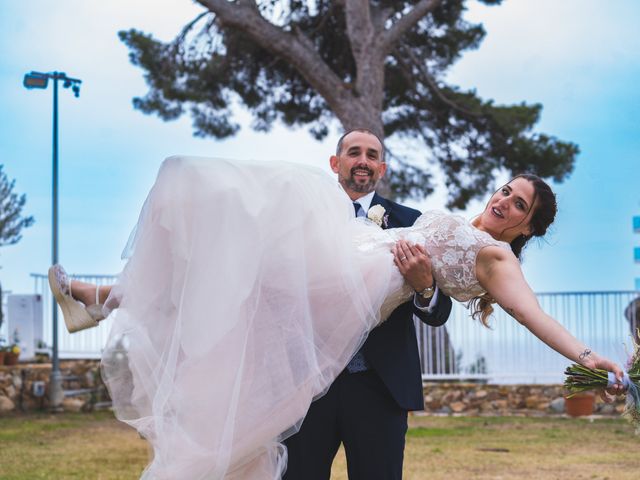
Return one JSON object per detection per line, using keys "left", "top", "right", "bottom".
{"left": 283, "top": 129, "right": 452, "bottom": 479}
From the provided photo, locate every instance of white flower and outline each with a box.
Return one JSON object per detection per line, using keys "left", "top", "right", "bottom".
{"left": 367, "top": 205, "right": 386, "bottom": 227}
{"left": 442, "top": 249, "right": 462, "bottom": 265}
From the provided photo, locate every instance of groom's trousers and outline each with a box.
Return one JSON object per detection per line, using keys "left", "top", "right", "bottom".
{"left": 283, "top": 369, "right": 408, "bottom": 480}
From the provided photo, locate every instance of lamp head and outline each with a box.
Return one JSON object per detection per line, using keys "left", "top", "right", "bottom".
{"left": 23, "top": 72, "right": 49, "bottom": 89}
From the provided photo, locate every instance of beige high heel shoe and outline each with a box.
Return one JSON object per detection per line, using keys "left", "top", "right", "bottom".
{"left": 48, "top": 265, "right": 105, "bottom": 333}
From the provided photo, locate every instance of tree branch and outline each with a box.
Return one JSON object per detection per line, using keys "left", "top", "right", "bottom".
{"left": 176, "top": 10, "right": 212, "bottom": 43}
{"left": 195, "top": 0, "right": 354, "bottom": 117}
{"left": 343, "top": 0, "right": 385, "bottom": 111}
{"left": 397, "top": 46, "right": 482, "bottom": 118}
{"left": 343, "top": 0, "right": 375, "bottom": 67}
{"left": 380, "top": 0, "right": 442, "bottom": 54}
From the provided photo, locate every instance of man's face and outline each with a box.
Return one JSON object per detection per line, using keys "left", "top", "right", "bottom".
{"left": 330, "top": 131, "right": 387, "bottom": 200}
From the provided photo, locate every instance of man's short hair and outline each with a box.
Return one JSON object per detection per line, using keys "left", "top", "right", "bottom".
{"left": 335, "top": 128, "right": 385, "bottom": 162}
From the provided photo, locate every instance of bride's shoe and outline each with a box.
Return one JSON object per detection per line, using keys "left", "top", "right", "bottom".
{"left": 48, "top": 265, "right": 105, "bottom": 333}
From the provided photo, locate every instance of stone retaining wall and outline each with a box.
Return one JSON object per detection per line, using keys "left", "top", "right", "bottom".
{"left": 0, "top": 360, "right": 105, "bottom": 413}
{"left": 0, "top": 362, "right": 627, "bottom": 415}
{"left": 421, "top": 382, "right": 626, "bottom": 416}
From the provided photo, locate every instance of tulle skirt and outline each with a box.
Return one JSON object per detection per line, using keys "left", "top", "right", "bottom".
{"left": 101, "top": 156, "right": 394, "bottom": 479}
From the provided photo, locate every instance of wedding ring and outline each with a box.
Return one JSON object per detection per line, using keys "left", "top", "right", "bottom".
{"left": 400, "top": 256, "right": 407, "bottom": 262}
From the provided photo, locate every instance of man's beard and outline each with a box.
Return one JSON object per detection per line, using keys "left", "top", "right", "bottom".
{"left": 340, "top": 168, "right": 378, "bottom": 194}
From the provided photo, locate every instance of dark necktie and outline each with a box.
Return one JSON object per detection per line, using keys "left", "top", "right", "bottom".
{"left": 347, "top": 200, "right": 370, "bottom": 373}
{"left": 353, "top": 202, "right": 363, "bottom": 217}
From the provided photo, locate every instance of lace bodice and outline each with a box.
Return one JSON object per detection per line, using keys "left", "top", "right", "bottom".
{"left": 352, "top": 210, "right": 511, "bottom": 321}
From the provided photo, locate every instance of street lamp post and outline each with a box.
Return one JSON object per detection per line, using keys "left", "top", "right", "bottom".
{"left": 23, "top": 71, "right": 81, "bottom": 411}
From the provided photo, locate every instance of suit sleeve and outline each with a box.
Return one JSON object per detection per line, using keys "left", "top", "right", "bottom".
{"left": 412, "top": 292, "right": 452, "bottom": 327}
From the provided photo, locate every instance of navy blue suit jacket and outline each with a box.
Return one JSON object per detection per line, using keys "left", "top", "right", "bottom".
{"left": 362, "top": 193, "right": 452, "bottom": 411}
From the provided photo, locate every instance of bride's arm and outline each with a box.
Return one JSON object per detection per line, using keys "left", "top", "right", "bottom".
{"left": 475, "top": 246, "right": 624, "bottom": 384}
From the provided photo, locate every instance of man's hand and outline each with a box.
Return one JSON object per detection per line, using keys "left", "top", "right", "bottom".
{"left": 392, "top": 239, "right": 434, "bottom": 292}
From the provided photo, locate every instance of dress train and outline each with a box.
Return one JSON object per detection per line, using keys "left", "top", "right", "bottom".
{"left": 101, "top": 156, "right": 394, "bottom": 479}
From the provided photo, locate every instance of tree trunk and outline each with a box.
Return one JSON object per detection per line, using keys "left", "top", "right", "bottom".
{"left": 197, "top": 0, "right": 433, "bottom": 197}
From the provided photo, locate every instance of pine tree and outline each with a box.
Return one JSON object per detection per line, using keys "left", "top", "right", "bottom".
{"left": 0, "top": 165, "right": 34, "bottom": 247}
{"left": 120, "top": 0, "right": 577, "bottom": 206}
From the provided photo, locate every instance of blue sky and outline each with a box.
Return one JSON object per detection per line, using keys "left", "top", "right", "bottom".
{"left": 0, "top": 0, "right": 638, "bottom": 296}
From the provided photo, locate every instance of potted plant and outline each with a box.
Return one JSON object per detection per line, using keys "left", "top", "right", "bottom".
{"left": 4, "top": 344, "right": 20, "bottom": 366}
{"left": 0, "top": 335, "right": 9, "bottom": 366}
{"left": 35, "top": 340, "right": 50, "bottom": 363}
{"left": 564, "top": 392, "right": 595, "bottom": 417}
{"left": 4, "top": 329, "right": 21, "bottom": 366}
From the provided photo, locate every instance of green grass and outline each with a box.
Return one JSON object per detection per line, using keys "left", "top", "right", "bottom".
{"left": 0, "top": 412, "right": 638, "bottom": 479}
{"left": 0, "top": 412, "right": 148, "bottom": 480}
{"left": 333, "top": 415, "right": 639, "bottom": 479}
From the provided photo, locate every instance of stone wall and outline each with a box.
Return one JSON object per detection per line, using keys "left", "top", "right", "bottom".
{"left": 0, "top": 360, "right": 106, "bottom": 413}
{"left": 421, "top": 382, "right": 626, "bottom": 416}
{"left": 0, "top": 362, "right": 627, "bottom": 416}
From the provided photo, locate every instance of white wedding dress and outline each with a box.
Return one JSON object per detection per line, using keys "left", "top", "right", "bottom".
{"left": 101, "top": 156, "right": 509, "bottom": 480}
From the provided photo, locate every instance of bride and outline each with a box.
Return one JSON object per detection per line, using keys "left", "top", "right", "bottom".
{"left": 49, "top": 130, "right": 624, "bottom": 479}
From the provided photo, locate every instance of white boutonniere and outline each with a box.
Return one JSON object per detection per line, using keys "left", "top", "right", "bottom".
{"left": 367, "top": 205, "right": 388, "bottom": 228}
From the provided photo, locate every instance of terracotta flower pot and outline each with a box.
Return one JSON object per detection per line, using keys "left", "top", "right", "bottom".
{"left": 565, "top": 393, "right": 595, "bottom": 417}
{"left": 4, "top": 352, "right": 19, "bottom": 366}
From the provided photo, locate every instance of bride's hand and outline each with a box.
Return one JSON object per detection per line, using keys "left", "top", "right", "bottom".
{"left": 588, "top": 354, "right": 626, "bottom": 402}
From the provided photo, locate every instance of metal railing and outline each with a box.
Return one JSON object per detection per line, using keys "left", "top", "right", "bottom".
{"left": 417, "top": 290, "right": 640, "bottom": 384}
{"left": 29, "top": 274, "right": 639, "bottom": 384}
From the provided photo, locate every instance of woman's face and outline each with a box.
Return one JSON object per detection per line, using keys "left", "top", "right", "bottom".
{"left": 478, "top": 177, "right": 537, "bottom": 242}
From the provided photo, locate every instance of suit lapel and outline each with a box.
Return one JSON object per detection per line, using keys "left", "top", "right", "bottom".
{"left": 370, "top": 192, "right": 385, "bottom": 209}
{"left": 371, "top": 193, "right": 392, "bottom": 229}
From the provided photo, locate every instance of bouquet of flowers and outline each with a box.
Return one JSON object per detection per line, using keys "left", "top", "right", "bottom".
{"left": 564, "top": 331, "right": 640, "bottom": 432}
